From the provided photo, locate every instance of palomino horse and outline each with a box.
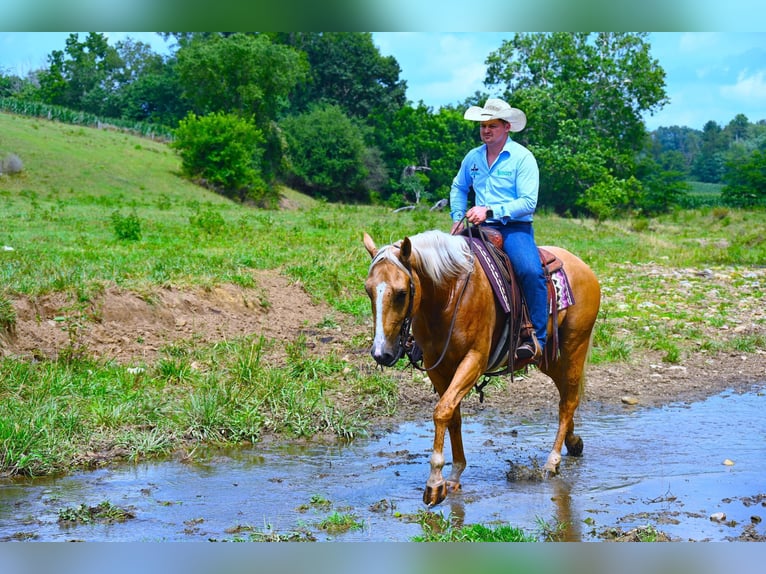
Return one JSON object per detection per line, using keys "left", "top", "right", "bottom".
{"left": 363, "top": 229, "right": 601, "bottom": 507}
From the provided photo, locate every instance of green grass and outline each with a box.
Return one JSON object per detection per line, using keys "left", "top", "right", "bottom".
{"left": 1, "top": 111, "right": 765, "bottom": 477}
{"left": 410, "top": 511, "right": 536, "bottom": 542}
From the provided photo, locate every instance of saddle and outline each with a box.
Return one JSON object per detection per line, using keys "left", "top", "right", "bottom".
{"left": 459, "top": 225, "right": 565, "bottom": 378}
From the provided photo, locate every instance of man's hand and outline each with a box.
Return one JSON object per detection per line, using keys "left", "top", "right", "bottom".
{"left": 465, "top": 205, "right": 491, "bottom": 224}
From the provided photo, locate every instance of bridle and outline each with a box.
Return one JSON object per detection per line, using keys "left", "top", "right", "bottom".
{"left": 373, "top": 241, "right": 473, "bottom": 372}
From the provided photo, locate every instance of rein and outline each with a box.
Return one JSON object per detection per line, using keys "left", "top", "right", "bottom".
{"left": 402, "top": 220, "right": 474, "bottom": 373}
{"left": 405, "top": 267, "right": 472, "bottom": 372}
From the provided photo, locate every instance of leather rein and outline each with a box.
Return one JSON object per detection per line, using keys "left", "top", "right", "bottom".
{"left": 397, "top": 222, "right": 475, "bottom": 372}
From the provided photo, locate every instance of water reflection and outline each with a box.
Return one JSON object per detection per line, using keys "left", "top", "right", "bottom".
{"left": 1, "top": 385, "right": 764, "bottom": 542}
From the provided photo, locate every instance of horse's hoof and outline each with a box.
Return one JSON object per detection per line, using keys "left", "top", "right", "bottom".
{"left": 423, "top": 482, "right": 448, "bottom": 507}
{"left": 542, "top": 453, "right": 561, "bottom": 477}
{"left": 446, "top": 480, "right": 461, "bottom": 493}
{"left": 566, "top": 435, "right": 584, "bottom": 457}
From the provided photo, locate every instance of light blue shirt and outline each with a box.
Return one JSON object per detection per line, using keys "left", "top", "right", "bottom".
{"left": 450, "top": 137, "right": 539, "bottom": 223}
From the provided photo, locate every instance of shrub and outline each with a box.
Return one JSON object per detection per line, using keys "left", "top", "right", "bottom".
{"left": 280, "top": 104, "right": 372, "bottom": 202}
{"left": 577, "top": 176, "right": 641, "bottom": 221}
{"left": 111, "top": 210, "right": 142, "bottom": 241}
{"left": 189, "top": 207, "right": 226, "bottom": 236}
{"left": 170, "top": 112, "right": 268, "bottom": 203}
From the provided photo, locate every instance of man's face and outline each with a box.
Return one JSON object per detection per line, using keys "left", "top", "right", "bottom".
{"left": 479, "top": 120, "right": 511, "bottom": 145}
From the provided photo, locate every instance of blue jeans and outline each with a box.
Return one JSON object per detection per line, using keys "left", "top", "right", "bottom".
{"left": 491, "top": 222, "right": 548, "bottom": 350}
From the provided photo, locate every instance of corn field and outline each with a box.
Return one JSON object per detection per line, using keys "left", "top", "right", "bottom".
{"left": 0, "top": 97, "right": 173, "bottom": 141}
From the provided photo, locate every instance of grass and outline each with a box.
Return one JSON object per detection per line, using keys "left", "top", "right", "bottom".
{"left": 1, "top": 111, "right": 765, "bottom": 477}
{"left": 57, "top": 500, "right": 136, "bottom": 526}
{"left": 410, "top": 510, "right": 536, "bottom": 542}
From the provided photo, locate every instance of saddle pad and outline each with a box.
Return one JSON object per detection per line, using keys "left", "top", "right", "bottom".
{"left": 466, "top": 237, "right": 574, "bottom": 314}
{"left": 467, "top": 237, "right": 512, "bottom": 314}
{"left": 550, "top": 267, "right": 575, "bottom": 312}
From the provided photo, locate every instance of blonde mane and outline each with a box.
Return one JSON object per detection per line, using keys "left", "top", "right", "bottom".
{"left": 407, "top": 230, "right": 474, "bottom": 283}
{"left": 369, "top": 230, "right": 473, "bottom": 283}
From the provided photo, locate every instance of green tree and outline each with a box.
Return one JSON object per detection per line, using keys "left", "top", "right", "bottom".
{"left": 36, "top": 33, "right": 122, "bottom": 115}
{"left": 484, "top": 32, "right": 668, "bottom": 214}
{"left": 175, "top": 33, "right": 307, "bottom": 122}
{"left": 722, "top": 149, "right": 766, "bottom": 207}
{"left": 375, "top": 102, "right": 476, "bottom": 205}
{"left": 175, "top": 33, "right": 308, "bottom": 185}
{"left": 692, "top": 120, "right": 727, "bottom": 183}
{"left": 280, "top": 103, "right": 373, "bottom": 202}
{"left": 272, "top": 32, "right": 407, "bottom": 121}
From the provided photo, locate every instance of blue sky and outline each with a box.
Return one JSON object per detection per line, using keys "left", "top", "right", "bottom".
{"left": 1, "top": 32, "right": 764, "bottom": 131}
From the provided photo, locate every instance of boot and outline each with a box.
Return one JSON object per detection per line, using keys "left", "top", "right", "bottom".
{"left": 515, "top": 331, "right": 542, "bottom": 363}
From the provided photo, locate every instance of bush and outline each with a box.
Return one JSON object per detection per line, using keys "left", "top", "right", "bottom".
{"left": 280, "top": 103, "right": 372, "bottom": 202}
{"left": 577, "top": 176, "right": 641, "bottom": 220}
{"left": 171, "top": 112, "right": 269, "bottom": 203}
{"left": 111, "top": 210, "right": 142, "bottom": 241}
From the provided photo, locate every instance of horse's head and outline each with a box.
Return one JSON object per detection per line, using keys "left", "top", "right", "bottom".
{"left": 363, "top": 232, "right": 415, "bottom": 367}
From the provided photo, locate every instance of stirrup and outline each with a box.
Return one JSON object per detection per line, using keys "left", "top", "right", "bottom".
{"left": 515, "top": 334, "right": 542, "bottom": 363}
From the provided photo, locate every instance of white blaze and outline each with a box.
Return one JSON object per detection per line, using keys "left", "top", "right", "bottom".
{"left": 372, "top": 281, "right": 388, "bottom": 355}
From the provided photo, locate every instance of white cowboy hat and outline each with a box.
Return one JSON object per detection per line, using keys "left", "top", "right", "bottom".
{"left": 463, "top": 98, "right": 527, "bottom": 132}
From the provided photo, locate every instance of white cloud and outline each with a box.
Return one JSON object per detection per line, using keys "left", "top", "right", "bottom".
{"left": 721, "top": 70, "right": 766, "bottom": 100}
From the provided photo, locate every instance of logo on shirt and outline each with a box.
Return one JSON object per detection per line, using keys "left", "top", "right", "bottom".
{"left": 470, "top": 163, "right": 479, "bottom": 177}
{"left": 497, "top": 170, "right": 513, "bottom": 176}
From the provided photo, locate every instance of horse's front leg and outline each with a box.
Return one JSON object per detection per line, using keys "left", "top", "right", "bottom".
{"left": 423, "top": 355, "right": 482, "bottom": 507}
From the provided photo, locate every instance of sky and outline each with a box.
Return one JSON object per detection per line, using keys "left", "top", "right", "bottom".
{"left": 1, "top": 31, "right": 764, "bottom": 132}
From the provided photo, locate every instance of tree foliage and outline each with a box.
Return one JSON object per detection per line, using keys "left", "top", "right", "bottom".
{"left": 4, "top": 32, "right": 766, "bottom": 215}
{"left": 175, "top": 33, "right": 308, "bottom": 123}
{"left": 170, "top": 111, "right": 270, "bottom": 204}
{"left": 279, "top": 103, "right": 374, "bottom": 202}
{"left": 722, "top": 148, "right": 766, "bottom": 207}
{"left": 271, "top": 32, "right": 407, "bottom": 120}
{"left": 484, "top": 32, "right": 668, "bottom": 214}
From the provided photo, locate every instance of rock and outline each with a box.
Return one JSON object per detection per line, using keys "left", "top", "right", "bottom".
{"left": 723, "top": 459, "right": 735, "bottom": 466}
{"left": 710, "top": 512, "right": 726, "bottom": 522}
{"left": 621, "top": 395, "right": 639, "bottom": 405}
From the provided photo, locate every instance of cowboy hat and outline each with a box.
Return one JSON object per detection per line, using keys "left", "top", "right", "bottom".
{"left": 464, "top": 98, "right": 527, "bottom": 132}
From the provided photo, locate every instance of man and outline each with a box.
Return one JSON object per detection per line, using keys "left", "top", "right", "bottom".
{"left": 449, "top": 98, "right": 547, "bottom": 362}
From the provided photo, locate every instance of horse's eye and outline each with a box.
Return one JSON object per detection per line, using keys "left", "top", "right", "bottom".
{"left": 394, "top": 289, "right": 408, "bottom": 305}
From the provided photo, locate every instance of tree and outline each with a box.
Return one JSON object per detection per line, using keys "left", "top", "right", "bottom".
{"left": 271, "top": 33, "right": 407, "bottom": 120}
{"left": 175, "top": 33, "right": 308, "bottom": 122}
{"left": 36, "top": 33, "right": 122, "bottom": 115}
{"left": 722, "top": 149, "right": 766, "bottom": 208}
{"left": 692, "top": 120, "right": 727, "bottom": 183}
{"left": 175, "top": 34, "right": 309, "bottom": 185}
{"left": 484, "top": 33, "right": 668, "bottom": 214}
{"left": 279, "top": 103, "right": 373, "bottom": 202}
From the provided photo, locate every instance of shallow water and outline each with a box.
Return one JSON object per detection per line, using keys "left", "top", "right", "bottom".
{"left": 2, "top": 385, "right": 765, "bottom": 542}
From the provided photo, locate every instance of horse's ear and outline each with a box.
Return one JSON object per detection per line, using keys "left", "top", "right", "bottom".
{"left": 399, "top": 237, "right": 412, "bottom": 265}
{"left": 363, "top": 232, "right": 378, "bottom": 258}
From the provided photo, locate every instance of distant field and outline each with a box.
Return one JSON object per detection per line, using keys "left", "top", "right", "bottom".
{"left": 684, "top": 180, "right": 723, "bottom": 206}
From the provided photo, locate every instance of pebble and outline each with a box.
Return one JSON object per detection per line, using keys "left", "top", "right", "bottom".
{"left": 723, "top": 459, "right": 735, "bottom": 466}
{"left": 621, "top": 396, "right": 639, "bottom": 405}
{"left": 710, "top": 512, "right": 726, "bottom": 522}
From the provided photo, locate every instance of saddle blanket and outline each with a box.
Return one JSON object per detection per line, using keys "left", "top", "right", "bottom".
{"left": 466, "top": 237, "right": 575, "bottom": 315}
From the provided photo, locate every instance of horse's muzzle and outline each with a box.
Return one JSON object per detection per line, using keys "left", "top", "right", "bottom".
{"left": 370, "top": 345, "right": 403, "bottom": 367}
